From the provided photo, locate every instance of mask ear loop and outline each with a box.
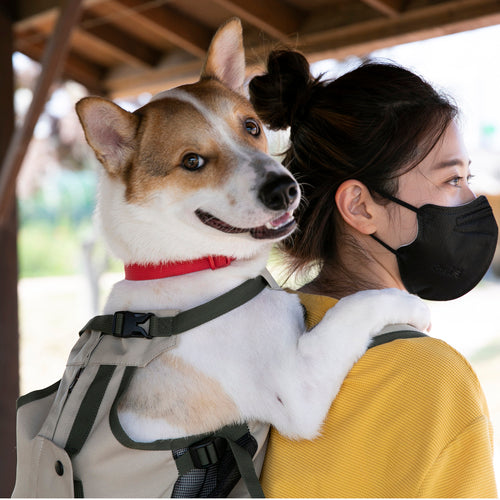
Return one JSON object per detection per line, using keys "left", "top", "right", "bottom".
{"left": 370, "top": 233, "right": 397, "bottom": 254}
{"left": 369, "top": 190, "right": 420, "bottom": 253}
{"left": 373, "top": 190, "right": 419, "bottom": 214}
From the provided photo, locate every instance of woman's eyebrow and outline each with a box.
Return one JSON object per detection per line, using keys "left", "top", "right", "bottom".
{"left": 432, "top": 158, "right": 471, "bottom": 170}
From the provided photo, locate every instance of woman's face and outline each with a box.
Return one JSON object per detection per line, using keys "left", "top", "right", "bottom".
{"left": 385, "top": 120, "right": 475, "bottom": 248}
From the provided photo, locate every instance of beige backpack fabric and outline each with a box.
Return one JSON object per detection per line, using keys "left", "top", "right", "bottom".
{"left": 13, "top": 277, "right": 274, "bottom": 498}
{"left": 13, "top": 328, "right": 268, "bottom": 498}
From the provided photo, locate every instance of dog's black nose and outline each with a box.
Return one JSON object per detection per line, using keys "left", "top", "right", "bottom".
{"left": 258, "top": 174, "right": 299, "bottom": 211}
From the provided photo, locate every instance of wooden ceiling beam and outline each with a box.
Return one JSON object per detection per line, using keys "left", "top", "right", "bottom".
{"left": 300, "top": 0, "right": 500, "bottom": 62}
{"left": 77, "top": 11, "right": 162, "bottom": 68}
{"left": 210, "top": 0, "right": 303, "bottom": 40}
{"left": 84, "top": 0, "right": 170, "bottom": 50}
{"left": 13, "top": 0, "right": 500, "bottom": 104}
{"left": 15, "top": 28, "right": 107, "bottom": 93}
{"left": 358, "top": 0, "right": 405, "bottom": 18}
{"left": 105, "top": 52, "right": 201, "bottom": 98}
{"left": 14, "top": 0, "right": 102, "bottom": 28}
{"left": 56, "top": 52, "right": 107, "bottom": 95}
{"left": 114, "top": 0, "right": 213, "bottom": 58}
{"left": 105, "top": 0, "right": 500, "bottom": 98}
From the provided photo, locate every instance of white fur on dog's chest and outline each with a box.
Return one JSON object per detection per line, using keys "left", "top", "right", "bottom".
{"left": 117, "top": 286, "right": 304, "bottom": 442}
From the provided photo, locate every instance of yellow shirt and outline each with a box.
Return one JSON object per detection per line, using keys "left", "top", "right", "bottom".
{"left": 261, "top": 293, "right": 497, "bottom": 498}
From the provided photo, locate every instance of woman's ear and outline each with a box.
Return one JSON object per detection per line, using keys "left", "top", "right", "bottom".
{"left": 335, "top": 179, "right": 380, "bottom": 235}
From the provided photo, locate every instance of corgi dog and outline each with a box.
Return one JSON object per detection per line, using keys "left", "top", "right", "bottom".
{"left": 74, "top": 18, "right": 429, "bottom": 496}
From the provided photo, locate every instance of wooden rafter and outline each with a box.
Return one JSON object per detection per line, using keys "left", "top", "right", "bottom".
{"left": 77, "top": 11, "right": 162, "bottom": 68}
{"left": 10, "top": 1, "right": 500, "bottom": 104}
{"left": 14, "top": 27, "right": 106, "bottom": 92}
{"left": 359, "top": 0, "right": 405, "bottom": 17}
{"left": 300, "top": 0, "right": 500, "bottom": 62}
{"left": 106, "top": 53, "right": 202, "bottom": 97}
{"left": 102, "top": 0, "right": 500, "bottom": 98}
{"left": 113, "top": 0, "right": 213, "bottom": 57}
{"left": 210, "top": 0, "right": 304, "bottom": 40}
{"left": 85, "top": 0, "right": 174, "bottom": 51}
{"left": 14, "top": 0, "right": 102, "bottom": 29}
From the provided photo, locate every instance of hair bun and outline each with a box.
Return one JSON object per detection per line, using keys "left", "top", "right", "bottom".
{"left": 249, "top": 50, "right": 314, "bottom": 130}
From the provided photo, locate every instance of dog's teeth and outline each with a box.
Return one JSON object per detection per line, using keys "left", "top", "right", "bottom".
{"left": 267, "top": 212, "right": 293, "bottom": 230}
{"left": 266, "top": 220, "right": 282, "bottom": 230}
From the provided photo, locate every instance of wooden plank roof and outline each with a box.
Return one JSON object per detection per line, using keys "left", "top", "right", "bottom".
{"left": 13, "top": 0, "right": 500, "bottom": 98}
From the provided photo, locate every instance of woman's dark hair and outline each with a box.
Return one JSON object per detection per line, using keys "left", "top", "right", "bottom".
{"left": 249, "top": 50, "right": 458, "bottom": 292}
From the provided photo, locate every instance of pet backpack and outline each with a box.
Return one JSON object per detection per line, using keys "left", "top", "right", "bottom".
{"left": 13, "top": 276, "right": 273, "bottom": 498}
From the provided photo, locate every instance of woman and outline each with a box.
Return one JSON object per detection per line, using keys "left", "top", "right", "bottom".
{"left": 249, "top": 51, "right": 498, "bottom": 497}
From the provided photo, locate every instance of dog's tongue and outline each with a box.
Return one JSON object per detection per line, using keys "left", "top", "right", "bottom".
{"left": 269, "top": 212, "right": 292, "bottom": 228}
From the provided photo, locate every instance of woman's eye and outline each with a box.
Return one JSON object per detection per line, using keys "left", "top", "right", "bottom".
{"left": 245, "top": 118, "right": 261, "bottom": 137}
{"left": 447, "top": 174, "right": 474, "bottom": 187}
{"left": 182, "top": 153, "right": 205, "bottom": 171}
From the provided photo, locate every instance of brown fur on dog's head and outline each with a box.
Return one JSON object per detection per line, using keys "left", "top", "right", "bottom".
{"left": 76, "top": 18, "right": 264, "bottom": 203}
{"left": 76, "top": 19, "right": 246, "bottom": 174}
{"left": 75, "top": 18, "right": 299, "bottom": 264}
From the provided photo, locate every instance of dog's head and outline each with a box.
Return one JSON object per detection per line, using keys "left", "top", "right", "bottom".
{"left": 76, "top": 18, "right": 300, "bottom": 265}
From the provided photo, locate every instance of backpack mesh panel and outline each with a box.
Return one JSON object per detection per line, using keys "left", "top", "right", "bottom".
{"left": 171, "top": 431, "right": 258, "bottom": 498}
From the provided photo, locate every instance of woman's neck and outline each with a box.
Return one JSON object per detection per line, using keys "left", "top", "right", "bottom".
{"left": 300, "top": 234, "right": 405, "bottom": 299}
{"left": 300, "top": 265, "right": 380, "bottom": 299}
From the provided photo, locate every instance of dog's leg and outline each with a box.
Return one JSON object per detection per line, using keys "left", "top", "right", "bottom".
{"left": 270, "top": 288, "right": 430, "bottom": 439}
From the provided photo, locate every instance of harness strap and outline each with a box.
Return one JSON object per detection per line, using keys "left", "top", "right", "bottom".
{"left": 65, "top": 365, "right": 116, "bottom": 458}
{"left": 172, "top": 424, "right": 265, "bottom": 498}
{"left": 79, "top": 275, "right": 269, "bottom": 338}
{"left": 368, "top": 329, "right": 428, "bottom": 349}
{"left": 226, "top": 435, "right": 265, "bottom": 498}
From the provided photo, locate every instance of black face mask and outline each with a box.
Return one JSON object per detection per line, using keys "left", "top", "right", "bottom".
{"left": 371, "top": 193, "right": 498, "bottom": 301}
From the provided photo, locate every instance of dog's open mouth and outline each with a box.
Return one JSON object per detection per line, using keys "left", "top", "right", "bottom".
{"left": 195, "top": 209, "right": 296, "bottom": 240}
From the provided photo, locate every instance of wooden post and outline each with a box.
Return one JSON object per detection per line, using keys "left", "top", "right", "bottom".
{"left": 0, "top": 1, "right": 19, "bottom": 495}
{"left": 0, "top": 0, "right": 84, "bottom": 225}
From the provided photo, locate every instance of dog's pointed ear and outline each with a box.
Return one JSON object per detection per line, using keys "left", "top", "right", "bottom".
{"left": 76, "top": 97, "right": 140, "bottom": 176}
{"left": 201, "top": 18, "right": 245, "bottom": 93}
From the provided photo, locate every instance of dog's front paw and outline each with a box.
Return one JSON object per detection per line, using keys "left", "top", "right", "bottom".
{"left": 335, "top": 288, "right": 431, "bottom": 334}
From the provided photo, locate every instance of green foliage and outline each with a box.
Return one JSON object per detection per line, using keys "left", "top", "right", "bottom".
{"left": 18, "top": 221, "right": 87, "bottom": 278}
{"left": 18, "top": 169, "right": 98, "bottom": 278}
{"left": 19, "top": 169, "right": 97, "bottom": 227}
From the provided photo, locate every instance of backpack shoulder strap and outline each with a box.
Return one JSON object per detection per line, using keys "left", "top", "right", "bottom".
{"left": 368, "top": 324, "right": 428, "bottom": 350}
{"left": 80, "top": 275, "right": 270, "bottom": 338}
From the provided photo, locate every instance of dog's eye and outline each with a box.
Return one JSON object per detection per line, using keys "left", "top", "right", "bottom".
{"left": 245, "top": 118, "right": 260, "bottom": 137}
{"left": 182, "top": 153, "right": 205, "bottom": 171}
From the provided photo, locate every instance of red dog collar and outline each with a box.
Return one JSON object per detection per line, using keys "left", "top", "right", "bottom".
{"left": 124, "top": 256, "right": 235, "bottom": 281}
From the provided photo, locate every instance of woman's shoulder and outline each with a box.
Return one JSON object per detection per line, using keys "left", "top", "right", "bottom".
{"left": 349, "top": 335, "right": 489, "bottom": 417}
{"left": 366, "top": 334, "right": 476, "bottom": 380}
{"left": 299, "top": 292, "right": 477, "bottom": 383}
{"left": 298, "top": 290, "right": 488, "bottom": 413}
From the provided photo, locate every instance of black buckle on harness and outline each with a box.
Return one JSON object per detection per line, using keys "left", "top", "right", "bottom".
{"left": 189, "top": 437, "right": 227, "bottom": 469}
{"left": 112, "top": 311, "right": 153, "bottom": 338}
